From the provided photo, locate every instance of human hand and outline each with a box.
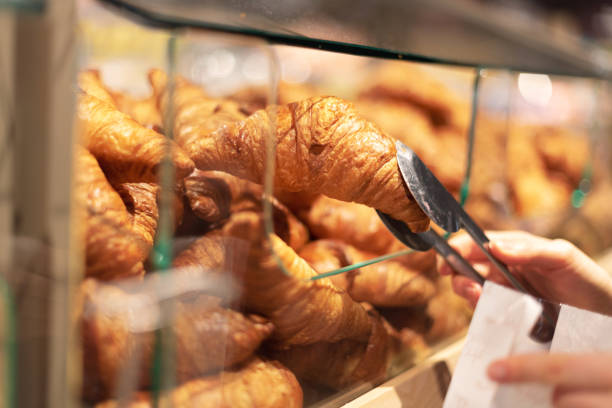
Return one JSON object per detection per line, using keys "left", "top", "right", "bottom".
{"left": 488, "top": 353, "right": 612, "bottom": 408}
{"left": 437, "top": 231, "right": 612, "bottom": 315}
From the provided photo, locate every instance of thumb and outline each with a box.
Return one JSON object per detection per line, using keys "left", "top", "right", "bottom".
{"left": 488, "top": 234, "right": 573, "bottom": 269}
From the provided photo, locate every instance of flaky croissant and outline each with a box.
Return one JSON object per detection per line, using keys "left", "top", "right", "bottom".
{"left": 299, "top": 240, "right": 436, "bottom": 307}
{"left": 304, "top": 195, "right": 397, "bottom": 254}
{"left": 81, "top": 279, "right": 273, "bottom": 402}
{"left": 95, "top": 358, "right": 303, "bottom": 408}
{"left": 220, "top": 212, "right": 372, "bottom": 347}
{"left": 358, "top": 62, "right": 470, "bottom": 132}
{"left": 114, "top": 183, "right": 159, "bottom": 253}
{"left": 269, "top": 310, "right": 391, "bottom": 390}
{"left": 150, "top": 70, "right": 429, "bottom": 232}
{"left": 111, "top": 91, "right": 163, "bottom": 131}
{"left": 77, "top": 92, "right": 194, "bottom": 183}
{"left": 380, "top": 276, "right": 472, "bottom": 343}
{"left": 78, "top": 70, "right": 116, "bottom": 105}
{"left": 183, "top": 169, "right": 308, "bottom": 250}
{"left": 75, "top": 147, "right": 148, "bottom": 280}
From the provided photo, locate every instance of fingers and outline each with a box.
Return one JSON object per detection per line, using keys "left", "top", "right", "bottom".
{"left": 488, "top": 234, "right": 576, "bottom": 269}
{"left": 451, "top": 275, "right": 481, "bottom": 307}
{"left": 488, "top": 353, "right": 612, "bottom": 389}
{"left": 553, "top": 388, "right": 612, "bottom": 408}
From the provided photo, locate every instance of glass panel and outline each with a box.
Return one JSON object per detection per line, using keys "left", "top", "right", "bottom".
{"left": 75, "top": 2, "right": 612, "bottom": 408}
{"left": 97, "top": 0, "right": 612, "bottom": 78}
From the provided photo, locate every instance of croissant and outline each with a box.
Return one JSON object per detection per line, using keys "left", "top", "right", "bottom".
{"left": 358, "top": 62, "right": 470, "bottom": 132}
{"left": 229, "top": 81, "right": 321, "bottom": 115}
{"left": 269, "top": 310, "right": 391, "bottom": 389}
{"left": 355, "top": 100, "right": 466, "bottom": 193}
{"left": 77, "top": 92, "right": 194, "bottom": 183}
{"left": 221, "top": 212, "right": 372, "bottom": 347}
{"left": 111, "top": 91, "right": 163, "bottom": 131}
{"left": 114, "top": 183, "right": 159, "bottom": 253}
{"left": 304, "top": 195, "right": 397, "bottom": 254}
{"left": 95, "top": 358, "right": 303, "bottom": 408}
{"left": 507, "top": 125, "right": 570, "bottom": 216}
{"left": 81, "top": 279, "right": 273, "bottom": 401}
{"left": 380, "top": 277, "right": 472, "bottom": 343}
{"left": 299, "top": 240, "right": 436, "bottom": 307}
{"left": 75, "top": 147, "right": 147, "bottom": 280}
{"left": 183, "top": 170, "right": 308, "bottom": 250}
{"left": 151, "top": 70, "right": 429, "bottom": 232}
{"left": 78, "top": 70, "right": 116, "bottom": 105}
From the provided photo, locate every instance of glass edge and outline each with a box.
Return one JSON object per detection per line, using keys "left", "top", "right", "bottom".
{"left": 96, "top": 0, "right": 612, "bottom": 80}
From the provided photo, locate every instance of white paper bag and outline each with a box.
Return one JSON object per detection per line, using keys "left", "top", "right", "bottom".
{"left": 444, "top": 281, "right": 612, "bottom": 408}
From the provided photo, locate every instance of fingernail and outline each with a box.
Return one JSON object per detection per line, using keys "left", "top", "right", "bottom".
{"left": 488, "top": 362, "right": 508, "bottom": 381}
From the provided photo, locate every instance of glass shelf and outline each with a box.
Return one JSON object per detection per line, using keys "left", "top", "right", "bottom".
{"left": 97, "top": 0, "right": 612, "bottom": 78}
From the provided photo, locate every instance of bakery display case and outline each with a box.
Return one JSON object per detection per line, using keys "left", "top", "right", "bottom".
{"left": 3, "top": 0, "right": 612, "bottom": 406}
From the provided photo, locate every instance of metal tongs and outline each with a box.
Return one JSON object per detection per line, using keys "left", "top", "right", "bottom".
{"left": 378, "top": 141, "right": 560, "bottom": 343}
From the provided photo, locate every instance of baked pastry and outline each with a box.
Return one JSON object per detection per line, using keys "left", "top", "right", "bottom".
{"left": 299, "top": 240, "right": 436, "bottom": 307}
{"left": 77, "top": 92, "right": 194, "bottom": 183}
{"left": 151, "top": 70, "right": 429, "bottom": 232}
{"left": 78, "top": 70, "right": 116, "bottom": 105}
{"left": 182, "top": 170, "right": 308, "bottom": 250}
{"left": 111, "top": 91, "right": 163, "bottom": 131}
{"left": 75, "top": 147, "right": 148, "bottom": 280}
{"left": 95, "top": 358, "right": 303, "bottom": 408}
{"left": 380, "top": 276, "right": 472, "bottom": 343}
{"left": 507, "top": 125, "right": 571, "bottom": 217}
{"left": 269, "top": 310, "right": 391, "bottom": 389}
{"left": 114, "top": 183, "right": 159, "bottom": 254}
{"left": 303, "top": 195, "right": 398, "bottom": 254}
{"left": 222, "top": 212, "right": 372, "bottom": 347}
{"left": 81, "top": 279, "right": 273, "bottom": 401}
{"left": 358, "top": 62, "right": 470, "bottom": 132}
{"left": 229, "top": 81, "right": 321, "bottom": 115}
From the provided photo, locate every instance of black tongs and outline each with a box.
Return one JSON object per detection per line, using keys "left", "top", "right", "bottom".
{"left": 378, "top": 141, "right": 559, "bottom": 343}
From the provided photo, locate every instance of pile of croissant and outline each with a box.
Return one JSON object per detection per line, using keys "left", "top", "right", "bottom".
{"left": 75, "top": 66, "right": 477, "bottom": 407}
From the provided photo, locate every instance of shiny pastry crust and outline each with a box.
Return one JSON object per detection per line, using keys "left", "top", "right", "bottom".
{"left": 95, "top": 358, "right": 303, "bottom": 408}
{"left": 78, "top": 70, "right": 116, "bottom": 105}
{"left": 75, "top": 147, "right": 147, "bottom": 280}
{"left": 81, "top": 279, "right": 273, "bottom": 401}
{"left": 299, "top": 240, "right": 436, "bottom": 307}
{"left": 304, "top": 195, "right": 398, "bottom": 254}
{"left": 77, "top": 92, "right": 194, "bottom": 183}
{"left": 222, "top": 212, "right": 372, "bottom": 347}
{"left": 183, "top": 170, "right": 308, "bottom": 250}
{"left": 150, "top": 70, "right": 429, "bottom": 232}
{"left": 270, "top": 311, "right": 391, "bottom": 389}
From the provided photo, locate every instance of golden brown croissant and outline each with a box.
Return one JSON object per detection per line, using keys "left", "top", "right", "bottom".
{"left": 221, "top": 212, "right": 372, "bottom": 347}
{"left": 111, "top": 91, "right": 163, "bottom": 131}
{"left": 229, "top": 81, "right": 321, "bottom": 115}
{"left": 533, "top": 126, "right": 589, "bottom": 187}
{"left": 507, "top": 125, "right": 571, "bottom": 217}
{"left": 149, "top": 69, "right": 247, "bottom": 144}
{"left": 359, "top": 62, "right": 470, "bottom": 132}
{"left": 150, "top": 70, "right": 429, "bottom": 232}
{"left": 77, "top": 92, "right": 194, "bottom": 183}
{"left": 380, "top": 277, "right": 472, "bottom": 343}
{"left": 355, "top": 100, "right": 467, "bottom": 193}
{"left": 299, "top": 240, "right": 436, "bottom": 307}
{"left": 95, "top": 358, "right": 303, "bottom": 408}
{"left": 269, "top": 310, "right": 391, "bottom": 389}
{"left": 75, "top": 147, "right": 147, "bottom": 280}
{"left": 183, "top": 169, "right": 308, "bottom": 250}
{"left": 114, "top": 183, "right": 159, "bottom": 253}
{"left": 78, "top": 70, "right": 116, "bottom": 105}
{"left": 304, "top": 195, "right": 397, "bottom": 254}
{"left": 79, "top": 69, "right": 163, "bottom": 130}
{"left": 81, "top": 279, "right": 273, "bottom": 401}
